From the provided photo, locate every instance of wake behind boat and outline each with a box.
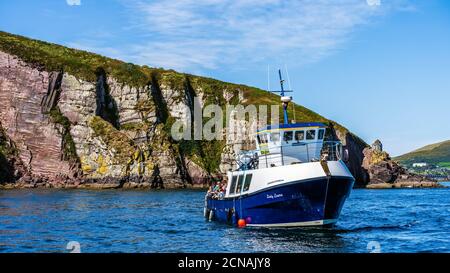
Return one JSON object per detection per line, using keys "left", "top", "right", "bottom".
{"left": 204, "top": 70, "right": 355, "bottom": 228}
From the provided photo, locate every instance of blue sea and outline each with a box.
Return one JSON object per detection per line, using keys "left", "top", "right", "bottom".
{"left": 0, "top": 183, "right": 449, "bottom": 253}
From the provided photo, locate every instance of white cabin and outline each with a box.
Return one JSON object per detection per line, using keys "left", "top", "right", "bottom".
{"left": 254, "top": 122, "right": 328, "bottom": 168}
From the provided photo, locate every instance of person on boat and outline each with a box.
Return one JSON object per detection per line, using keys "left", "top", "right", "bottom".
{"left": 214, "top": 183, "right": 220, "bottom": 191}
{"left": 217, "top": 189, "right": 225, "bottom": 200}
{"left": 217, "top": 182, "right": 227, "bottom": 200}
{"left": 206, "top": 183, "right": 215, "bottom": 198}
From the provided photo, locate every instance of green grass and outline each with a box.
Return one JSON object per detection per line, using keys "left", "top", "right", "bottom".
{"left": 395, "top": 140, "right": 450, "bottom": 166}
{"left": 437, "top": 162, "right": 450, "bottom": 168}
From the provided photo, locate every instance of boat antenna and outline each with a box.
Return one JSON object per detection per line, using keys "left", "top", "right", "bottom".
{"left": 267, "top": 64, "right": 270, "bottom": 92}
{"left": 284, "top": 64, "right": 296, "bottom": 123}
{"left": 269, "top": 69, "right": 293, "bottom": 125}
{"left": 285, "top": 64, "right": 292, "bottom": 90}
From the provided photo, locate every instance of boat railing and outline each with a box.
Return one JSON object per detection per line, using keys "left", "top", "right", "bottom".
{"left": 236, "top": 141, "right": 344, "bottom": 170}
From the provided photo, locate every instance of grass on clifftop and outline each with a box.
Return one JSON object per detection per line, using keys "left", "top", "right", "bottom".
{"left": 0, "top": 31, "right": 154, "bottom": 87}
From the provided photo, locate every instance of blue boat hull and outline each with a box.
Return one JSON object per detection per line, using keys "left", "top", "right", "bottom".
{"left": 206, "top": 176, "right": 354, "bottom": 227}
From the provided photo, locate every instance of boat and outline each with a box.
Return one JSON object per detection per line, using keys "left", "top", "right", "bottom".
{"left": 204, "top": 70, "right": 355, "bottom": 228}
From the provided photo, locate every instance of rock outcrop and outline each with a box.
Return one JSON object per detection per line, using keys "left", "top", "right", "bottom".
{"left": 362, "top": 140, "right": 440, "bottom": 188}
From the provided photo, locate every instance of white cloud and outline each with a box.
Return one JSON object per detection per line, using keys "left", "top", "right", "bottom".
{"left": 78, "top": 0, "right": 411, "bottom": 73}
{"left": 66, "top": 0, "right": 81, "bottom": 6}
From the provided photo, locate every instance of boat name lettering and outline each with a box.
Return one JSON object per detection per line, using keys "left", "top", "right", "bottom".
{"left": 267, "top": 193, "right": 283, "bottom": 199}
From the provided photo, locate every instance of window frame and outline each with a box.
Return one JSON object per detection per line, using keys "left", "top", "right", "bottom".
{"left": 243, "top": 174, "right": 253, "bottom": 192}
{"left": 318, "top": 129, "right": 325, "bottom": 140}
{"left": 283, "top": 131, "right": 293, "bottom": 142}
{"left": 235, "top": 175, "right": 245, "bottom": 194}
{"left": 295, "top": 130, "right": 305, "bottom": 141}
{"left": 259, "top": 133, "right": 268, "bottom": 144}
{"left": 229, "top": 176, "right": 238, "bottom": 194}
{"left": 306, "top": 129, "right": 316, "bottom": 140}
{"left": 270, "top": 132, "right": 280, "bottom": 143}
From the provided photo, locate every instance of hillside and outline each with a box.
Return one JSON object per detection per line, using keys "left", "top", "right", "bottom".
{"left": 394, "top": 140, "right": 450, "bottom": 167}
{"left": 0, "top": 30, "right": 369, "bottom": 188}
{"left": 0, "top": 31, "right": 337, "bottom": 126}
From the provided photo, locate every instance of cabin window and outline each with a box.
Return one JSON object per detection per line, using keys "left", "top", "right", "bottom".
{"left": 270, "top": 133, "right": 280, "bottom": 142}
{"left": 243, "top": 174, "right": 253, "bottom": 192}
{"left": 295, "top": 130, "right": 305, "bottom": 141}
{"left": 235, "top": 175, "right": 245, "bottom": 194}
{"left": 283, "top": 131, "right": 293, "bottom": 142}
{"left": 318, "top": 129, "right": 325, "bottom": 140}
{"left": 259, "top": 134, "right": 267, "bottom": 144}
{"left": 257, "top": 135, "right": 262, "bottom": 144}
{"left": 306, "top": 130, "right": 316, "bottom": 140}
{"left": 229, "top": 176, "right": 238, "bottom": 194}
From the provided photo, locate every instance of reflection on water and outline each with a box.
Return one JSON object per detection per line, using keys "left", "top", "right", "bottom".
{"left": 227, "top": 227, "right": 348, "bottom": 253}
{"left": 0, "top": 186, "right": 449, "bottom": 253}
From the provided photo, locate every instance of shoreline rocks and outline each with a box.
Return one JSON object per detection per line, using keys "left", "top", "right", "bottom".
{"left": 366, "top": 181, "right": 444, "bottom": 189}
{"left": 0, "top": 179, "right": 209, "bottom": 190}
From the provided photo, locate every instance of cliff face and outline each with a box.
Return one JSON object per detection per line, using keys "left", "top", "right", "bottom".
{"left": 0, "top": 52, "right": 74, "bottom": 181}
{"left": 0, "top": 31, "right": 371, "bottom": 189}
{"left": 0, "top": 51, "right": 201, "bottom": 188}
{"left": 334, "top": 128, "right": 369, "bottom": 186}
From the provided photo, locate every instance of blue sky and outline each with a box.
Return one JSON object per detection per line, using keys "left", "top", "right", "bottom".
{"left": 1, "top": 0, "right": 449, "bottom": 156}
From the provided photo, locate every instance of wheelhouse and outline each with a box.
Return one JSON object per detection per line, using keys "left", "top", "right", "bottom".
{"left": 256, "top": 122, "right": 329, "bottom": 167}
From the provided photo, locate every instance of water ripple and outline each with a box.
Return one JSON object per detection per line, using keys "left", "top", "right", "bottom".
{"left": 0, "top": 187, "right": 449, "bottom": 253}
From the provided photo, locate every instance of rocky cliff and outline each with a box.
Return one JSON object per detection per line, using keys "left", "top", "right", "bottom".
{"left": 0, "top": 31, "right": 371, "bottom": 189}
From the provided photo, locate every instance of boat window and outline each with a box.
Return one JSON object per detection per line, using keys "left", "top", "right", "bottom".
{"left": 306, "top": 130, "right": 316, "bottom": 140}
{"left": 318, "top": 129, "right": 325, "bottom": 140}
{"left": 283, "top": 131, "right": 293, "bottom": 142}
{"left": 258, "top": 134, "right": 267, "bottom": 144}
{"left": 270, "top": 133, "right": 280, "bottom": 142}
{"left": 295, "top": 130, "right": 305, "bottom": 141}
{"left": 235, "top": 175, "right": 245, "bottom": 194}
{"left": 257, "top": 135, "right": 262, "bottom": 144}
{"left": 243, "top": 174, "right": 253, "bottom": 192}
{"left": 229, "top": 176, "right": 238, "bottom": 194}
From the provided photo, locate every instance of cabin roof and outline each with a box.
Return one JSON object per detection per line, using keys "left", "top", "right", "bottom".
{"left": 257, "top": 122, "right": 327, "bottom": 133}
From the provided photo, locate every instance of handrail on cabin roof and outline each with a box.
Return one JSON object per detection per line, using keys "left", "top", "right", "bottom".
{"left": 257, "top": 122, "right": 327, "bottom": 133}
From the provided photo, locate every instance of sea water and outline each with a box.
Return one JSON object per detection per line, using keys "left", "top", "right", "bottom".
{"left": 0, "top": 184, "right": 449, "bottom": 253}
